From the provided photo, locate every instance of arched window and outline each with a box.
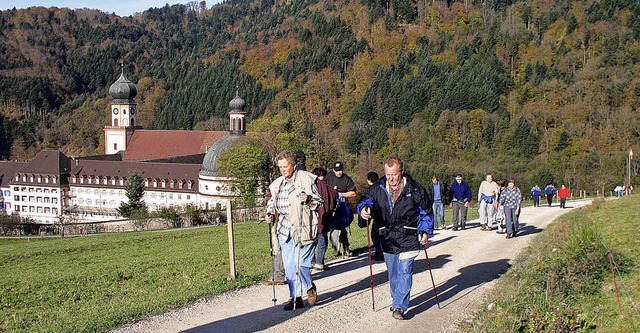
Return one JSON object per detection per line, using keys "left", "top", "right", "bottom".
{"left": 114, "top": 143, "right": 117, "bottom": 151}
{"left": 113, "top": 119, "right": 118, "bottom": 126}
{"left": 130, "top": 118, "right": 135, "bottom": 126}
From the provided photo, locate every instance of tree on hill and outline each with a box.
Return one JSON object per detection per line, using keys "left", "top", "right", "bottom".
{"left": 117, "top": 172, "right": 148, "bottom": 218}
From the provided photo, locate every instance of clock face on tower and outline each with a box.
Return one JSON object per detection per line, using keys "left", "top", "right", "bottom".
{"left": 130, "top": 107, "right": 136, "bottom": 115}
{"left": 112, "top": 108, "right": 119, "bottom": 115}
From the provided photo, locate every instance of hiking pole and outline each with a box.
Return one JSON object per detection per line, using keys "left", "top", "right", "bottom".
{"left": 422, "top": 244, "right": 441, "bottom": 309}
{"left": 293, "top": 192, "right": 306, "bottom": 310}
{"left": 364, "top": 207, "right": 375, "bottom": 311}
{"left": 266, "top": 213, "right": 277, "bottom": 306}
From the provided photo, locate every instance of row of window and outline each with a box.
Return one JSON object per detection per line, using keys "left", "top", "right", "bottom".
{"left": 13, "top": 187, "right": 58, "bottom": 193}
{"left": 13, "top": 196, "right": 58, "bottom": 204}
{"left": 14, "top": 175, "right": 58, "bottom": 184}
{"left": 70, "top": 177, "right": 194, "bottom": 189}
{"left": 14, "top": 205, "right": 58, "bottom": 215}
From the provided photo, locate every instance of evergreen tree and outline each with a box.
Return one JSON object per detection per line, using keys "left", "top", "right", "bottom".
{"left": 117, "top": 172, "right": 148, "bottom": 218}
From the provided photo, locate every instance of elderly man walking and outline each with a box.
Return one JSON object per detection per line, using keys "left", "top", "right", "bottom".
{"left": 357, "top": 157, "right": 433, "bottom": 320}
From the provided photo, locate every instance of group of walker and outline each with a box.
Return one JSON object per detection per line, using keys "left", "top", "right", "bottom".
{"left": 263, "top": 151, "right": 571, "bottom": 319}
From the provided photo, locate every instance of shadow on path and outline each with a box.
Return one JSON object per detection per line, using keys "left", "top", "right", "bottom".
{"left": 406, "top": 258, "right": 512, "bottom": 319}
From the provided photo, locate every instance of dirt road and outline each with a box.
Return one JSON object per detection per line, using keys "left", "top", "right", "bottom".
{"left": 113, "top": 199, "right": 592, "bottom": 333}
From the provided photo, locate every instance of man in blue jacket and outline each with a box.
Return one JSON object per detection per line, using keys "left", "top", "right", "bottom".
{"left": 449, "top": 174, "right": 473, "bottom": 231}
{"left": 357, "top": 157, "right": 433, "bottom": 320}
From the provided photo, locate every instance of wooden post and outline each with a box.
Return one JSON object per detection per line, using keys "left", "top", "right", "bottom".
{"left": 227, "top": 199, "right": 236, "bottom": 280}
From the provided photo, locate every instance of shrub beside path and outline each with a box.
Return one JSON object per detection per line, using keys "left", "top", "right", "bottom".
{"left": 112, "top": 199, "right": 593, "bottom": 333}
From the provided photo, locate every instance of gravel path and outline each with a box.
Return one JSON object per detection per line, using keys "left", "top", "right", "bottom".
{"left": 112, "top": 199, "right": 593, "bottom": 333}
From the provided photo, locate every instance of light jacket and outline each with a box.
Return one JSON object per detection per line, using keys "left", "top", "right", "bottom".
{"left": 267, "top": 170, "right": 321, "bottom": 252}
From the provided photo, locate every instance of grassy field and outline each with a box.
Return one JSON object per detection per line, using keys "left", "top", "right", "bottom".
{"left": 460, "top": 195, "right": 640, "bottom": 332}
{"left": 0, "top": 219, "right": 379, "bottom": 333}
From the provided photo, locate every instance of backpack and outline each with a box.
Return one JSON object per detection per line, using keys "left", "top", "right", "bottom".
{"left": 329, "top": 197, "right": 354, "bottom": 229}
{"left": 316, "top": 179, "right": 339, "bottom": 230}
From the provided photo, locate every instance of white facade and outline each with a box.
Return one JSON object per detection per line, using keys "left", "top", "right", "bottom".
{"left": 9, "top": 181, "right": 64, "bottom": 224}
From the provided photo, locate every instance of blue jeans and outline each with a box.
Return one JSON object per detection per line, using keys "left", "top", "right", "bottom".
{"left": 504, "top": 206, "right": 519, "bottom": 235}
{"left": 432, "top": 201, "right": 445, "bottom": 228}
{"left": 312, "top": 231, "right": 328, "bottom": 266}
{"left": 383, "top": 252, "right": 416, "bottom": 311}
{"left": 279, "top": 236, "right": 316, "bottom": 298}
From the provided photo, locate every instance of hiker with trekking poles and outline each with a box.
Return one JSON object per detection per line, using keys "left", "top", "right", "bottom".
{"left": 356, "top": 156, "right": 435, "bottom": 320}
{"left": 265, "top": 151, "right": 322, "bottom": 311}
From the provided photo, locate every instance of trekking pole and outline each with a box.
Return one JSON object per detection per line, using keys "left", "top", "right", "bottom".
{"left": 364, "top": 207, "right": 375, "bottom": 311}
{"left": 423, "top": 244, "right": 441, "bottom": 309}
{"left": 293, "top": 192, "right": 306, "bottom": 310}
{"left": 266, "top": 214, "right": 277, "bottom": 306}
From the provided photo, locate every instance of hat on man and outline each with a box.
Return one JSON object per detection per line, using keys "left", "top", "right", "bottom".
{"left": 333, "top": 161, "right": 344, "bottom": 171}
{"left": 455, "top": 174, "right": 463, "bottom": 180}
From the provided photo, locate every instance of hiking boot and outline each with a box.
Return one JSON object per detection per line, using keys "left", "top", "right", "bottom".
{"left": 391, "top": 308, "right": 405, "bottom": 320}
{"left": 283, "top": 297, "right": 304, "bottom": 311}
{"left": 312, "top": 263, "right": 325, "bottom": 271}
{"left": 452, "top": 227, "right": 458, "bottom": 231}
{"left": 506, "top": 233, "right": 512, "bottom": 239}
{"left": 306, "top": 283, "right": 317, "bottom": 305}
{"left": 480, "top": 225, "right": 486, "bottom": 231}
{"left": 344, "top": 247, "right": 353, "bottom": 257}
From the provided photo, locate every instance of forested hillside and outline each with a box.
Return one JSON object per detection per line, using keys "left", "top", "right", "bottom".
{"left": 0, "top": 0, "right": 639, "bottom": 193}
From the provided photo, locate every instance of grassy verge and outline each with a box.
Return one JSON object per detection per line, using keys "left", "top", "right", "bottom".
{"left": 460, "top": 195, "right": 640, "bottom": 332}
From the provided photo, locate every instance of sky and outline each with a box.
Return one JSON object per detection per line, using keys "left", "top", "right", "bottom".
{"left": 1, "top": 1, "right": 221, "bottom": 17}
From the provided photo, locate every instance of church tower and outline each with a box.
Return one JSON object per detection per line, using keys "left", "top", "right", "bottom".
{"left": 104, "top": 65, "right": 138, "bottom": 154}
{"left": 228, "top": 90, "right": 246, "bottom": 135}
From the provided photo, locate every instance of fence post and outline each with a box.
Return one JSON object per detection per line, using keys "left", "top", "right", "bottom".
{"left": 227, "top": 199, "right": 236, "bottom": 280}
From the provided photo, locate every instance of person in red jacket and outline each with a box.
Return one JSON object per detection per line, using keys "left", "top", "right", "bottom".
{"left": 558, "top": 184, "right": 570, "bottom": 208}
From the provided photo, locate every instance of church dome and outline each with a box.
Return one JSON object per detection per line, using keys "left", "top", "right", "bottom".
{"left": 199, "top": 135, "right": 241, "bottom": 177}
{"left": 109, "top": 72, "right": 137, "bottom": 103}
{"left": 229, "top": 91, "right": 245, "bottom": 112}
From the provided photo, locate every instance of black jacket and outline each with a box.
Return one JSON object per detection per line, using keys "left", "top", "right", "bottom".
{"left": 426, "top": 181, "right": 452, "bottom": 205}
{"left": 357, "top": 173, "right": 434, "bottom": 254}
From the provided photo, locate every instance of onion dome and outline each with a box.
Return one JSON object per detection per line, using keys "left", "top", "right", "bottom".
{"left": 229, "top": 90, "right": 245, "bottom": 112}
{"left": 109, "top": 70, "right": 137, "bottom": 103}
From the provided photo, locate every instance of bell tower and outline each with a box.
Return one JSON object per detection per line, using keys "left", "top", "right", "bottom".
{"left": 105, "top": 64, "right": 138, "bottom": 154}
{"left": 228, "top": 88, "right": 246, "bottom": 135}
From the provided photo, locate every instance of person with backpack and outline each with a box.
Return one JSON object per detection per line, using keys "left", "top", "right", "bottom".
{"left": 356, "top": 157, "right": 433, "bottom": 320}
{"left": 266, "top": 151, "right": 322, "bottom": 310}
{"left": 499, "top": 179, "right": 522, "bottom": 239}
{"left": 325, "top": 161, "right": 356, "bottom": 257}
{"left": 449, "top": 174, "right": 472, "bottom": 231}
{"left": 310, "top": 167, "right": 338, "bottom": 271}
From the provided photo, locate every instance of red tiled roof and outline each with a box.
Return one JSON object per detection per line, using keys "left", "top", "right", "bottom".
{"left": 123, "top": 130, "right": 229, "bottom": 161}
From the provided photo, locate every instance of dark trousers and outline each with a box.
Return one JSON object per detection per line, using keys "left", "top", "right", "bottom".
{"left": 546, "top": 194, "right": 553, "bottom": 206}
{"left": 451, "top": 201, "right": 468, "bottom": 228}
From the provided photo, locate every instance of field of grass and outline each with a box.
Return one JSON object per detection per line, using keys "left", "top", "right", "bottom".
{"left": 0, "top": 219, "right": 376, "bottom": 333}
{"left": 460, "top": 195, "right": 640, "bottom": 332}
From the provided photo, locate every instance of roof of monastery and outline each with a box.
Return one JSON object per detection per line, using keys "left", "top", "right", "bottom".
{"left": 123, "top": 130, "right": 229, "bottom": 161}
{"left": 70, "top": 159, "right": 203, "bottom": 185}
{"left": 0, "top": 161, "right": 26, "bottom": 187}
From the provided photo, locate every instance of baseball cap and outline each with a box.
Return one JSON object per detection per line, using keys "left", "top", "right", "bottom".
{"left": 334, "top": 161, "right": 344, "bottom": 171}
{"left": 455, "top": 174, "right": 463, "bottom": 180}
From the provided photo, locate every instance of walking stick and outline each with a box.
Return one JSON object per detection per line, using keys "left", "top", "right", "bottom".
{"left": 266, "top": 214, "right": 277, "bottom": 306}
{"left": 293, "top": 193, "right": 306, "bottom": 310}
{"left": 423, "top": 245, "right": 441, "bottom": 309}
{"left": 364, "top": 207, "right": 375, "bottom": 311}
